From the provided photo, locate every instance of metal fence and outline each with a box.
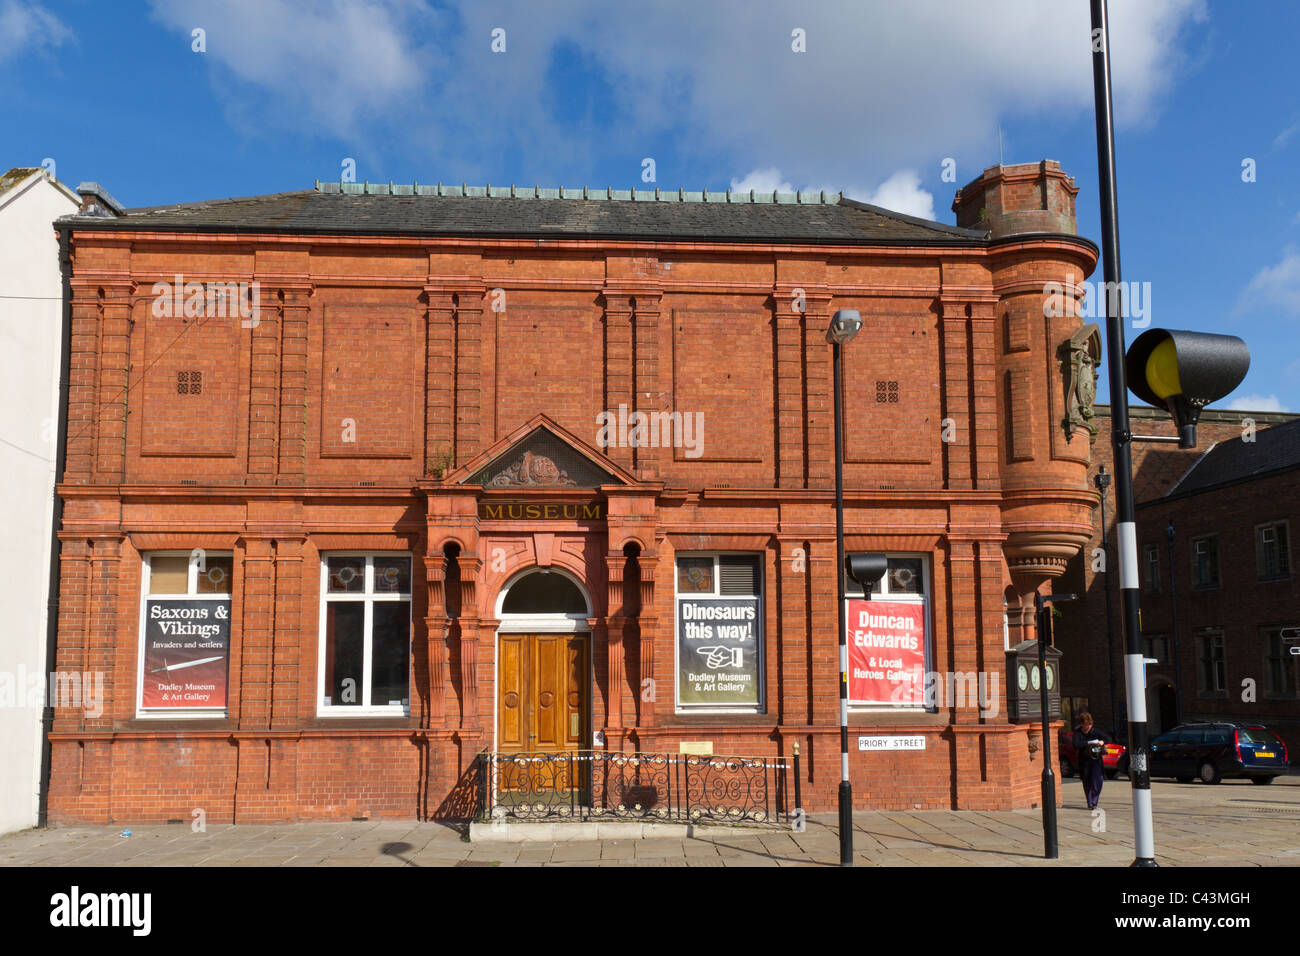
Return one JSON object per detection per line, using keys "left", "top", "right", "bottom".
{"left": 474, "top": 750, "right": 788, "bottom": 826}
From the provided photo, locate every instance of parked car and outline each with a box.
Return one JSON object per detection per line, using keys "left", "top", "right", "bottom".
{"left": 1149, "top": 722, "right": 1289, "bottom": 784}
{"left": 1059, "top": 726, "right": 1128, "bottom": 779}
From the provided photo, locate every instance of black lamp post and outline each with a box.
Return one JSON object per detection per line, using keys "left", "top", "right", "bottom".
{"left": 1035, "top": 591, "right": 1075, "bottom": 859}
{"left": 1094, "top": 466, "right": 1120, "bottom": 738}
{"left": 1090, "top": 0, "right": 1159, "bottom": 867}
{"left": 1164, "top": 520, "right": 1183, "bottom": 727}
{"left": 1091, "top": 0, "right": 1249, "bottom": 867}
{"left": 828, "top": 307, "right": 862, "bottom": 867}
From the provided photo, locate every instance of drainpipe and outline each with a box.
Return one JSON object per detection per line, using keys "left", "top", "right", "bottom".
{"left": 37, "top": 225, "right": 74, "bottom": 827}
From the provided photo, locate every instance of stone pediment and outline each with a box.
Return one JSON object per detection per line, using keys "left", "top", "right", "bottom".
{"left": 447, "top": 416, "right": 637, "bottom": 489}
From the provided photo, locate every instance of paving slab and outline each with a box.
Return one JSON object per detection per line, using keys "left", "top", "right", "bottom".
{"left": 8, "top": 775, "right": 1297, "bottom": 867}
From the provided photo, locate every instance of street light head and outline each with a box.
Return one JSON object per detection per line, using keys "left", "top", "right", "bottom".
{"left": 1126, "top": 329, "right": 1250, "bottom": 449}
{"left": 1165, "top": 520, "right": 1175, "bottom": 542}
{"left": 826, "top": 309, "right": 862, "bottom": 346}
{"left": 845, "top": 552, "right": 888, "bottom": 591}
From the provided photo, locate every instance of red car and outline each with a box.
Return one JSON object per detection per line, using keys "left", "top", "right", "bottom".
{"left": 1059, "top": 726, "right": 1128, "bottom": 779}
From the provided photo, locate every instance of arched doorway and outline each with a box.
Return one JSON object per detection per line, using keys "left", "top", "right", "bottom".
{"left": 494, "top": 568, "right": 592, "bottom": 758}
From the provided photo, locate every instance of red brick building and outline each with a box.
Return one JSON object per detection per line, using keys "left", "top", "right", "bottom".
{"left": 48, "top": 161, "right": 1102, "bottom": 823}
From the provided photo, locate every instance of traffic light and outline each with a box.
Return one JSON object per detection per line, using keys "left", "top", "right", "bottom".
{"left": 1126, "top": 329, "right": 1250, "bottom": 448}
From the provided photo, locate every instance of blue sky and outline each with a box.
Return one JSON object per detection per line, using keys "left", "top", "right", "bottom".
{"left": 4, "top": 0, "right": 1297, "bottom": 411}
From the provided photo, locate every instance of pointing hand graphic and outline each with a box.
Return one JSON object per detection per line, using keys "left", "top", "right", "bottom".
{"left": 696, "top": 646, "right": 742, "bottom": 668}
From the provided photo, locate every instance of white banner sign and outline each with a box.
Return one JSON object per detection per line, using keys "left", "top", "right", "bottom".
{"left": 858, "top": 735, "right": 926, "bottom": 752}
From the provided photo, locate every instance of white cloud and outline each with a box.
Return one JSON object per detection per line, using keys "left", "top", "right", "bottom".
{"left": 861, "top": 169, "right": 935, "bottom": 221}
{"left": 729, "top": 166, "right": 935, "bottom": 220}
{"left": 1235, "top": 248, "right": 1300, "bottom": 318}
{"left": 729, "top": 168, "right": 793, "bottom": 195}
{"left": 142, "top": 0, "right": 1208, "bottom": 187}
{"left": 1222, "top": 394, "right": 1287, "bottom": 413}
{"left": 147, "top": 0, "right": 439, "bottom": 139}
{"left": 0, "top": 0, "right": 72, "bottom": 62}
{"left": 1272, "top": 117, "right": 1300, "bottom": 152}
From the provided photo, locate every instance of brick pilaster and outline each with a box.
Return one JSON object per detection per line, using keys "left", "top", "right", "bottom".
{"left": 946, "top": 536, "right": 979, "bottom": 724}
{"left": 453, "top": 290, "right": 485, "bottom": 464}
{"left": 425, "top": 289, "right": 456, "bottom": 474}
{"left": 602, "top": 292, "right": 634, "bottom": 469}
{"left": 276, "top": 286, "right": 310, "bottom": 483}
{"left": 805, "top": 307, "right": 833, "bottom": 489}
{"left": 939, "top": 297, "right": 974, "bottom": 490}
{"left": 271, "top": 536, "right": 304, "bottom": 729}
{"left": 65, "top": 282, "right": 101, "bottom": 480}
{"left": 636, "top": 561, "right": 658, "bottom": 726}
{"left": 238, "top": 537, "right": 275, "bottom": 729}
{"left": 605, "top": 553, "right": 625, "bottom": 729}
{"left": 968, "top": 299, "right": 1001, "bottom": 489}
{"left": 775, "top": 536, "right": 813, "bottom": 727}
{"left": 456, "top": 553, "right": 482, "bottom": 728}
{"left": 633, "top": 292, "right": 661, "bottom": 476}
{"left": 247, "top": 287, "right": 281, "bottom": 478}
{"left": 94, "top": 283, "right": 133, "bottom": 480}
{"left": 51, "top": 537, "right": 92, "bottom": 733}
{"left": 84, "top": 534, "right": 123, "bottom": 733}
{"left": 774, "top": 285, "right": 830, "bottom": 488}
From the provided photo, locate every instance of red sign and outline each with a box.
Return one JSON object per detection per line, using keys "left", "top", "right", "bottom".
{"left": 846, "top": 600, "right": 926, "bottom": 705}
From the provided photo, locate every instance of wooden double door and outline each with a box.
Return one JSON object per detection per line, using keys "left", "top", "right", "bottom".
{"left": 497, "top": 632, "right": 589, "bottom": 755}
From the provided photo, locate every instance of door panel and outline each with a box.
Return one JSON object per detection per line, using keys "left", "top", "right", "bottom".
{"left": 565, "top": 638, "right": 587, "bottom": 748}
{"left": 498, "top": 635, "right": 526, "bottom": 750}
{"left": 497, "top": 632, "right": 589, "bottom": 797}
{"left": 498, "top": 633, "right": 588, "bottom": 755}
{"left": 533, "top": 635, "right": 563, "bottom": 750}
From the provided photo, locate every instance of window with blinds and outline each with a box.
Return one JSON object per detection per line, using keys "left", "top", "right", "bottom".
{"left": 719, "top": 556, "right": 760, "bottom": 596}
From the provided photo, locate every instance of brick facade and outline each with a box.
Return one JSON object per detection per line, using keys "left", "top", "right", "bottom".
{"left": 48, "top": 163, "right": 1102, "bottom": 823}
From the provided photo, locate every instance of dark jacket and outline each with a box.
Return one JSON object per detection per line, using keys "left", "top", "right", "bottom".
{"left": 1072, "top": 725, "right": 1111, "bottom": 765}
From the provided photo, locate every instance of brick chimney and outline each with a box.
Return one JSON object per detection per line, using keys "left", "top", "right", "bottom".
{"left": 75, "top": 181, "right": 125, "bottom": 218}
{"left": 952, "top": 160, "right": 1078, "bottom": 238}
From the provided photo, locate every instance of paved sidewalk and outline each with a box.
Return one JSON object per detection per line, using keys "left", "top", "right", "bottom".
{"left": 3, "top": 776, "right": 1297, "bottom": 867}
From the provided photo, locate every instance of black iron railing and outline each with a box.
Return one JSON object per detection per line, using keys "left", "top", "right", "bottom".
{"left": 473, "top": 751, "right": 788, "bottom": 826}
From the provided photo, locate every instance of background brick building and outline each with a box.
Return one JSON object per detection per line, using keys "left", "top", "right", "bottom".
{"left": 1056, "top": 406, "right": 1299, "bottom": 760}
{"left": 48, "top": 161, "right": 1105, "bottom": 823}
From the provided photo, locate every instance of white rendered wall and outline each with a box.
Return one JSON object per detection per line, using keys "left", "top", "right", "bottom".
{"left": 0, "top": 174, "right": 77, "bottom": 834}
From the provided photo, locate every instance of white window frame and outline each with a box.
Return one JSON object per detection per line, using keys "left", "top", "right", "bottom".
{"left": 1142, "top": 632, "right": 1168, "bottom": 664}
{"left": 317, "top": 552, "right": 413, "bottom": 717}
{"left": 1256, "top": 521, "right": 1291, "bottom": 581}
{"left": 1196, "top": 630, "right": 1226, "bottom": 696}
{"left": 1143, "top": 544, "right": 1160, "bottom": 594}
{"left": 1191, "top": 534, "right": 1219, "bottom": 589}
{"left": 1263, "top": 625, "right": 1299, "bottom": 698}
{"left": 136, "top": 550, "right": 233, "bottom": 719}
{"left": 673, "top": 551, "right": 766, "bottom": 715}
{"left": 844, "top": 554, "right": 933, "bottom": 713}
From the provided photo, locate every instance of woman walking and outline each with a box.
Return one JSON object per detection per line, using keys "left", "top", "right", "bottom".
{"left": 1073, "top": 712, "right": 1110, "bottom": 810}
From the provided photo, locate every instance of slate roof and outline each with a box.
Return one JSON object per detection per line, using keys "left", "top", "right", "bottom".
{"left": 1163, "top": 416, "right": 1300, "bottom": 499}
{"left": 55, "top": 182, "right": 993, "bottom": 245}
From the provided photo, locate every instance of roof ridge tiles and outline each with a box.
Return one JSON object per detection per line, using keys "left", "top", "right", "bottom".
{"left": 314, "top": 177, "right": 845, "bottom": 205}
